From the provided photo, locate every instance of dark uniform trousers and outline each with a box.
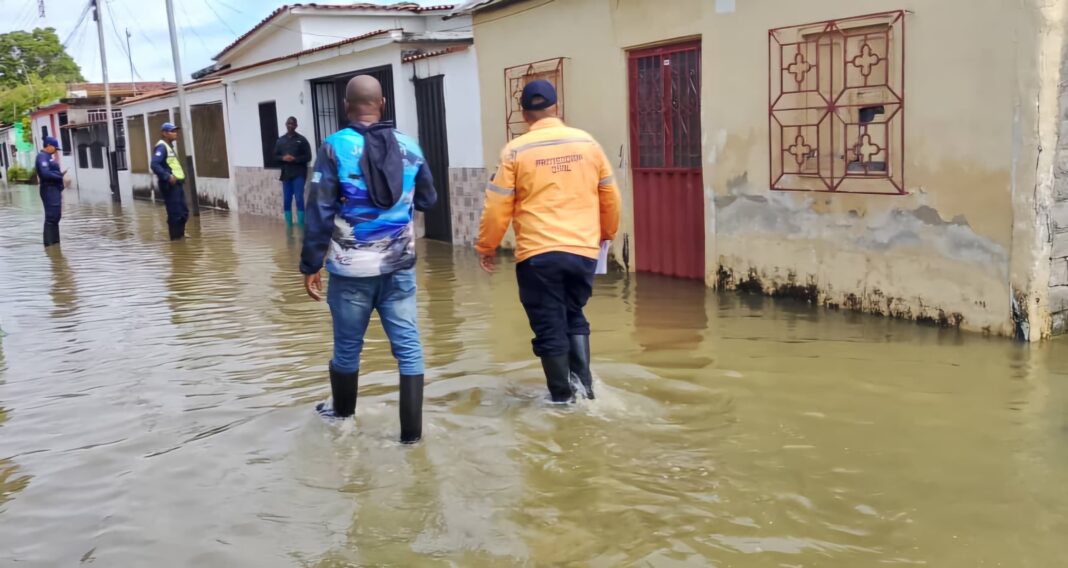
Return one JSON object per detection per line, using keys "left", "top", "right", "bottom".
{"left": 161, "top": 180, "right": 189, "bottom": 240}
{"left": 40, "top": 186, "right": 62, "bottom": 246}
{"left": 516, "top": 251, "right": 597, "bottom": 357}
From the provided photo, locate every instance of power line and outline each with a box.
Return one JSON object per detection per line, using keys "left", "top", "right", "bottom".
{"left": 177, "top": 0, "right": 212, "bottom": 55}
{"left": 112, "top": 0, "right": 162, "bottom": 52}
{"left": 63, "top": 1, "right": 94, "bottom": 48}
{"left": 200, "top": 0, "right": 239, "bottom": 36}
{"left": 213, "top": 0, "right": 243, "bottom": 15}
{"left": 106, "top": 3, "right": 142, "bottom": 81}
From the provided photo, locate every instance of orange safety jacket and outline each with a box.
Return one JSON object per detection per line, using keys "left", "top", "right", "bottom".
{"left": 476, "top": 118, "right": 622, "bottom": 262}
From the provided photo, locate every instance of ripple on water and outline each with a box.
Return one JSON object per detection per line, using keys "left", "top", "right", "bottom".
{"left": 1, "top": 187, "right": 1067, "bottom": 566}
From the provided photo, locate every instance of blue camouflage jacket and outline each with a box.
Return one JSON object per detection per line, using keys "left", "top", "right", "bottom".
{"left": 300, "top": 124, "right": 437, "bottom": 278}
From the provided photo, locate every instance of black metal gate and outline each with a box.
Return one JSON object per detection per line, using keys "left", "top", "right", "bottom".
{"left": 311, "top": 65, "right": 396, "bottom": 148}
{"left": 414, "top": 75, "right": 451, "bottom": 242}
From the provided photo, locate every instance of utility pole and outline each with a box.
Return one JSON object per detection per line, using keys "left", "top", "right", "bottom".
{"left": 164, "top": 0, "right": 200, "bottom": 216}
{"left": 92, "top": 0, "right": 120, "bottom": 202}
{"left": 126, "top": 29, "right": 136, "bottom": 95}
{"left": 38, "top": 0, "right": 45, "bottom": 18}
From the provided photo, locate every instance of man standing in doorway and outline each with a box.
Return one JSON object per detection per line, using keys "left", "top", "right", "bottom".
{"left": 476, "top": 80, "right": 622, "bottom": 403}
{"left": 300, "top": 75, "right": 437, "bottom": 444}
{"left": 36, "top": 136, "right": 66, "bottom": 247}
{"left": 150, "top": 122, "right": 189, "bottom": 241}
{"left": 275, "top": 116, "right": 311, "bottom": 226}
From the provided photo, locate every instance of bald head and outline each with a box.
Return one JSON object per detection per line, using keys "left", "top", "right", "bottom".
{"left": 345, "top": 75, "right": 385, "bottom": 124}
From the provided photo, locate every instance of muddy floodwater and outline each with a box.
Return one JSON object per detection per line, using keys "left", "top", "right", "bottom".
{"left": 1, "top": 185, "right": 1066, "bottom": 567}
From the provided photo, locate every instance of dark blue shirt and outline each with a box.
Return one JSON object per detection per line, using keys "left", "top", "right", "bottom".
{"left": 35, "top": 151, "right": 64, "bottom": 189}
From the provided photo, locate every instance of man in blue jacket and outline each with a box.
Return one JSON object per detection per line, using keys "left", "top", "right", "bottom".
{"left": 300, "top": 75, "right": 437, "bottom": 444}
{"left": 35, "top": 136, "right": 66, "bottom": 247}
{"left": 150, "top": 122, "right": 189, "bottom": 240}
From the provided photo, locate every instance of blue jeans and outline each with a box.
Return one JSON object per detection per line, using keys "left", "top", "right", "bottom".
{"left": 327, "top": 269, "right": 424, "bottom": 375}
{"left": 282, "top": 176, "right": 306, "bottom": 214}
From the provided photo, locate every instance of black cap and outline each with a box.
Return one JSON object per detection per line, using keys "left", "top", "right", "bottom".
{"left": 521, "top": 80, "right": 557, "bottom": 111}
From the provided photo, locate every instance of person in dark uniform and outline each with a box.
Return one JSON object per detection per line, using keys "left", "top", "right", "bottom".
{"left": 35, "top": 136, "right": 66, "bottom": 247}
{"left": 274, "top": 116, "right": 311, "bottom": 226}
{"left": 150, "top": 122, "right": 189, "bottom": 241}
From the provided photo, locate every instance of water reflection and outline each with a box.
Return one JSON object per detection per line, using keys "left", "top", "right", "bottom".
{"left": 0, "top": 185, "right": 1066, "bottom": 566}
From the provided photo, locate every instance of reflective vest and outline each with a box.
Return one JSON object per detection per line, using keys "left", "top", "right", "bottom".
{"left": 156, "top": 140, "right": 185, "bottom": 181}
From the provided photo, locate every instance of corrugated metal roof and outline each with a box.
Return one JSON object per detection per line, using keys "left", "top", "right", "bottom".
{"left": 448, "top": 0, "right": 519, "bottom": 17}
{"left": 401, "top": 44, "right": 469, "bottom": 63}
{"left": 214, "top": 3, "right": 456, "bottom": 62}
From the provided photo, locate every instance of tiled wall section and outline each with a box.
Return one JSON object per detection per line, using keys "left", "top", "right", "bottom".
{"left": 449, "top": 167, "right": 488, "bottom": 245}
{"left": 235, "top": 166, "right": 285, "bottom": 219}
{"left": 233, "top": 166, "right": 428, "bottom": 239}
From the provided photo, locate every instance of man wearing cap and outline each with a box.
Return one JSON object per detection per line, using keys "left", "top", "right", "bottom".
{"left": 35, "top": 136, "right": 67, "bottom": 247}
{"left": 476, "top": 80, "right": 622, "bottom": 403}
{"left": 151, "top": 122, "right": 189, "bottom": 241}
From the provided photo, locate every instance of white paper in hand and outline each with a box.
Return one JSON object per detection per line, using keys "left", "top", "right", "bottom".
{"left": 595, "top": 241, "right": 610, "bottom": 275}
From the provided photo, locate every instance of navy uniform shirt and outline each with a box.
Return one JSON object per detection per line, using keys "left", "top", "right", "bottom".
{"left": 35, "top": 151, "right": 64, "bottom": 189}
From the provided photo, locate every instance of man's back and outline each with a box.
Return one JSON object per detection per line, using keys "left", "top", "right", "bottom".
{"left": 478, "top": 117, "right": 621, "bottom": 262}
{"left": 301, "top": 125, "right": 436, "bottom": 279}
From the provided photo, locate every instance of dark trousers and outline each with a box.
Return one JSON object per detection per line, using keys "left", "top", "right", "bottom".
{"left": 516, "top": 251, "right": 597, "bottom": 357}
{"left": 161, "top": 180, "right": 189, "bottom": 240}
{"left": 40, "top": 186, "right": 62, "bottom": 246}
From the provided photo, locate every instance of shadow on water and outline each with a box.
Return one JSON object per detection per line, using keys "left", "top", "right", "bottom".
{"left": 0, "top": 185, "right": 1066, "bottom": 566}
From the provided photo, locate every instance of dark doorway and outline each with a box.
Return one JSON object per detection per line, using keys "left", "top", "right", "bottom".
{"left": 258, "top": 101, "right": 279, "bottom": 169}
{"left": 414, "top": 75, "right": 451, "bottom": 243}
{"left": 311, "top": 64, "right": 396, "bottom": 148}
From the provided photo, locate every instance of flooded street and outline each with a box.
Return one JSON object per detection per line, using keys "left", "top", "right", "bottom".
{"left": 1, "top": 184, "right": 1066, "bottom": 567}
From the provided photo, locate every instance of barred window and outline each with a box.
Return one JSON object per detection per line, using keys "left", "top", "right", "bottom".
{"left": 504, "top": 58, "right": 564, "bottom": 140}
{"left": 769, "top": 11, "right": 905, "bottom": 195}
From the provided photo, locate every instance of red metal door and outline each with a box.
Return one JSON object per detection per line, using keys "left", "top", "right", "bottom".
{"left": 628, "top": 41, "right": 704, "bottom": 280}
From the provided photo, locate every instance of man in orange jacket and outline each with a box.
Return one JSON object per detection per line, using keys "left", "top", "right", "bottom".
{"left": 477, "top": 80, "right": 622, "bottom": 403}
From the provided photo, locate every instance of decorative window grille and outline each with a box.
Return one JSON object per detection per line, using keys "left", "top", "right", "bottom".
{"left": 769, "top": 11, "right": 905, "bottom": 194}
{"left": 505, "top": 58, "right": 565, "bottom": 139}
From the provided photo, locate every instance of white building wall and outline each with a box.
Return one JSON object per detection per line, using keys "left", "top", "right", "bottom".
{"left": 426, "top": 14, "right": 470, "bottom": 32}
{"left": 226, "top": 42, "right": 411, "bottom": 169}
{"left": 297, "top": 14, "right": 425, "bottom": 50}
{"left": 407, "top": 47, "right": 484, "bottom": 169}
{"left": 226, "top": 42, "right": 413, "bottom": 218}
{"left": 119, "top": 84, "right": 235, "bottom": 209}
{"left": 223, "top": 27, "right": 304, "bottom": 69}
{"left": 407, "top": 47, "right": 487, "bottom": 245}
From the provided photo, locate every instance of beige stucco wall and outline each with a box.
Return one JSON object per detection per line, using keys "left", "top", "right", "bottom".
{"left": 473, "top": 0, "right": 702, "bottom": 254}
{"left": 473, "top": 0, "right": 1066, "bottom": 338}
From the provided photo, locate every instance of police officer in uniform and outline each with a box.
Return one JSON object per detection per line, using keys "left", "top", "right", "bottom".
{"left": 150, "top": 122, "right": 189, "bottom": 240}
{"left": 36, "top": 136, "right": 66, "bottom": 247}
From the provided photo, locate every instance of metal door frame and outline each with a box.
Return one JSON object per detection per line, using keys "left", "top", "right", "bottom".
{"left": 627, "top": 39, "right": 705, "bottom": 280}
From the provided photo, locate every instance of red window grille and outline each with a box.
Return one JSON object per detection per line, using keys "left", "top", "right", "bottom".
{"left": 769, "top": 11, "right": 906, "bottom": 195}
{"left": 505, "top": 58, "right": 565, "bottom": 140}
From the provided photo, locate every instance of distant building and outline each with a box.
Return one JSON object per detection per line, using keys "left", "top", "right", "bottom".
{"left": 119, "top": 3, "right": 484, "bottom": 244}
{"left": 29, "top": 82, "right": 175, "bottom": 193}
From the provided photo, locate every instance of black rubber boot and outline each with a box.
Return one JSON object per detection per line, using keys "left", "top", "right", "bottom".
{"left": 399, "top": 374, "right": 424, "bottom": 444}
{"left": 43, "top": 224, "right": 58, "bottom": 247}
{"left": 317, "top": 365, "right": 358, "bottom": 419}
{"left": 540, "top": 355, "right": 575, "bottom": 404}
{"left": 568, "top": 335, "right": 594, "bottom": 399}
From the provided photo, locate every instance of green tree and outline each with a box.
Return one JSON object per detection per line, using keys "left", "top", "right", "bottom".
{"left": 0, "top": 75, "right": 65, "bottom": 125}
{"left": 0, "top": 28, "right": 83, "bottom": 88}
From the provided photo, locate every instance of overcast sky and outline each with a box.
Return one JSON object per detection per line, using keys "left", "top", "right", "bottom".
{"left": 0, "top": 0, "right": 446, "bottom": 84}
